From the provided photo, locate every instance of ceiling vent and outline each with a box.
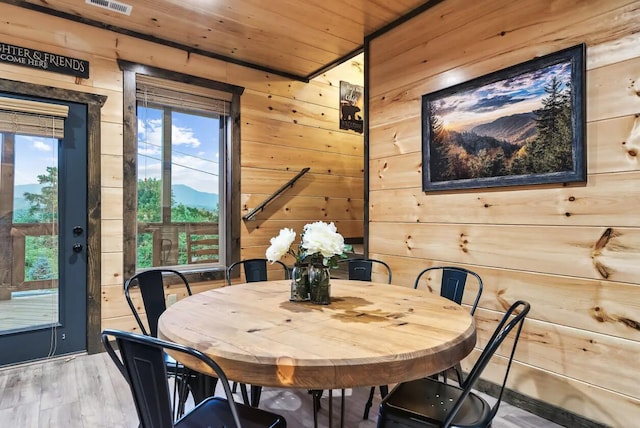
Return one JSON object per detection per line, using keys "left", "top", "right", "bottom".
{"left": 85, "top": 0, "right": 133, "bottom": 16}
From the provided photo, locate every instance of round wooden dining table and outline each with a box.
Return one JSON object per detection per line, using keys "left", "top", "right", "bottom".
{"left": 158, "top": 279, "right": 476, "bottom": 392}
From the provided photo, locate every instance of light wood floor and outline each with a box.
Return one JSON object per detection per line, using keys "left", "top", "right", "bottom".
{"left": 0, "top": 352, "right": 564, "bottom": 428}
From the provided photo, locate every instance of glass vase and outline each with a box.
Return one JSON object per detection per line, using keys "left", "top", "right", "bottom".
{"left": 308, "top": 263, "right": 331, "bottom": 305}
{"left": 290, "top": 263, "right": 310, "bottom": 301}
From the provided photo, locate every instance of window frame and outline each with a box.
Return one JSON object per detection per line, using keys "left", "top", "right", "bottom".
{"left": 119, "top": 60, "right": 243, "bottom": 284}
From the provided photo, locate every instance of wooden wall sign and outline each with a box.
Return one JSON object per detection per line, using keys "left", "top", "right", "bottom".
{"left": 0, "top": 42, "right": 89, "bottom": 79}
{"left": 339, "top": 80, "right": 364, "bottom": 133}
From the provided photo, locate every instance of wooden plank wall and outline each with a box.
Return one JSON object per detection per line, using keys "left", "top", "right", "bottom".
{"left": 367, "top": 0, "right": 640, "bottom": 426}
{"left": 0, "top": 4, "right": 363, "bottom": 332}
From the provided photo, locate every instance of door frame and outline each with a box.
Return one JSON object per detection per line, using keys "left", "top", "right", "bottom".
{"left": 0, "top": 78, "right": 106, "bottom": 354}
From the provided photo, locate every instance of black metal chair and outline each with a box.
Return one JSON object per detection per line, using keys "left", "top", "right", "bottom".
{"left": 415, "top": 266, "right": 484, "bottom": 385}
{"left": 101, "top": 329, "right": 287, "bottom": 428}
{"left": 376, "top": 300, "right": 530, "bottom": 428}
{"left": 226, "top": 258, "right": 290, "bottom": 285}
{"left": 124, "top": 269, "right": 214, "bottom": 416}
{"left": 414, "top": 266, "right": 483, "bottom": 315}
{"left": 337, "top": 258, "right": 393, "bottom": 420}
{"left": 337, "top": 257, "right": 392, "bottom": 283}
{"left": 226, "top": 258, "right": 290, "bottom": 406}
{"left": 125, "top": 269, "right": 191, "bottom": 338}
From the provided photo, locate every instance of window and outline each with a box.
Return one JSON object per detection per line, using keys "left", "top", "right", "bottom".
{"left": 121, "top": 63, "right": 243, "bottom": 280}
{"left": 0, "top": 96, "right": 67, "bottom": 300}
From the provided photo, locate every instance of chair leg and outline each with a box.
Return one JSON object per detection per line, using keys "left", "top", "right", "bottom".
{"left": 453, "top": 362, "right": 464, "bottom": 385}
{"left": 166, "top": 363, "right": 185, "bottom": 420}
{"left": 239, "top": 383, "right": 250, "bottom": 405}
{"left": 310, "top": 389, "right": 322, "bottom": 412}
{"left": 379, "top": 384, "right": 388, "bottom": 398}
{"left": 340, "top": 389, "right": 345, "bottom": 428}
{"left": 329, "top": 390, "right": 333, "bottom": 428}
{"left": 250, "top": 385, "right": 262, "bottom": 407}
{"left": 170, "top": 375, "right": 180, "bottom": 420}
{"left": 185, "top": 371, "right": 217, "bottom": 404}
{"left": 363, "top": 386, "right": 376, "bottom": 419}
{"left": 174, "top": 376, "right": 190, "bottom": 418}
{"left": 439, "top": 364, "right": 463, "bottom": 385}
{"left": 311, "top": 390, "right": 322, "bottom": 428}
{"left": 233, "top": 384, "right": 261, "bottom": 407}
{"left": 363, "top": 384, "right": 389, "bottom": 419}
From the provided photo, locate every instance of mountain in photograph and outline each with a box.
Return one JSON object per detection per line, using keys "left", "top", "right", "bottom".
{"left": 172, "top": 184, "right": 218, "bottom": 210}
{"left": 447, "top": 129, "right": 520, "bottom": 160}
{"left": 469, "top": 112, "right": 537, "bottom": 145}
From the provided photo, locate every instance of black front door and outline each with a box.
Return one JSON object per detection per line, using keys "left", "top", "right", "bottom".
{"left": 0, "top": 98, "right": 87, "bottom": 366}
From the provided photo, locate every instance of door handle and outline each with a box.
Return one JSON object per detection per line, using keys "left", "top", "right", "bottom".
{"left": 72, "top": 243, "right": 83, "bottom": 253}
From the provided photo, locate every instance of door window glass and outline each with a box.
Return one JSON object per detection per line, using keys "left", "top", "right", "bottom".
{"left": 1, "top": 132, "right": 59, "bottom": 331}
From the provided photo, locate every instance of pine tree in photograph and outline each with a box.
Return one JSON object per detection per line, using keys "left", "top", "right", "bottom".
{"left": 526, "top": 76, "right": 573, "bottom": 173}
{"left": 428, "top": 103, "right": 454, "bottom": 181}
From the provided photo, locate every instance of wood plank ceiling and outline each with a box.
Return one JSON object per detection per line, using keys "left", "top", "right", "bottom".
{"left": 7, "top": 0, "right": 432, "bottom": 81}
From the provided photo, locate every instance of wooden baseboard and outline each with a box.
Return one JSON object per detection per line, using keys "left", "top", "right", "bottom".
{"left": 474, "top": 377, "right": 610, "bottom": 428}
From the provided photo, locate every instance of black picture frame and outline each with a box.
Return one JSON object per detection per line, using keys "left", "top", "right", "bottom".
{"left": 422, "top": 44, "right": 586, "bottom": 192}
{"left": 339, "top": 80, "right": 364, "bottom": 134}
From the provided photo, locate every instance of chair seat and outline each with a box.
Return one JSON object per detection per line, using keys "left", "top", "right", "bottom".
{"left": 379, "top": 378, "right": 491, "bottom": 428}
{"left": 176, "top": 397, "right": 286, "bottom": 428}
{"left": 378, "top": 301, "right": 529, "bottom": 428}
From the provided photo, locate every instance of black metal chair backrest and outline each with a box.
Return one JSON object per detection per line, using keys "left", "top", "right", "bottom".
{"left": 339, "top": 258, "right": 392, "bottom": 284}
{"left": 124, "top": 269, "right": 192, "bottom": 337}
{"left": 226, "top": 258, "right": 289, "bottom": 285}
{"left": 445, "top": 300, "right": 530, "bottom": 426}
{"left": 414, "top": 266, "right": 483, "bottom": 315}
{"left": 101, "top": 329, "right": 242, "bottom": 428}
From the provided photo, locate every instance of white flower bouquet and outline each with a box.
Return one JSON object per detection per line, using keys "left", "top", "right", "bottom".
{"left": 265, "top": 221, "right": 351, "bottom": 268}
{"left": 265, "top": 227, "right": 301, "bottom": 264}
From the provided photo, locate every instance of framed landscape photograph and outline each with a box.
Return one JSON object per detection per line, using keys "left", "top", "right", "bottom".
{"left": 422, "top": 44, "right": 586, "bottom": 192}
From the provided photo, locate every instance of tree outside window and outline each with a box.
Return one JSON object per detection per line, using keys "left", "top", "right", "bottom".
{"left": 136, "top": 98, "right": 225, "bottom": 269}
